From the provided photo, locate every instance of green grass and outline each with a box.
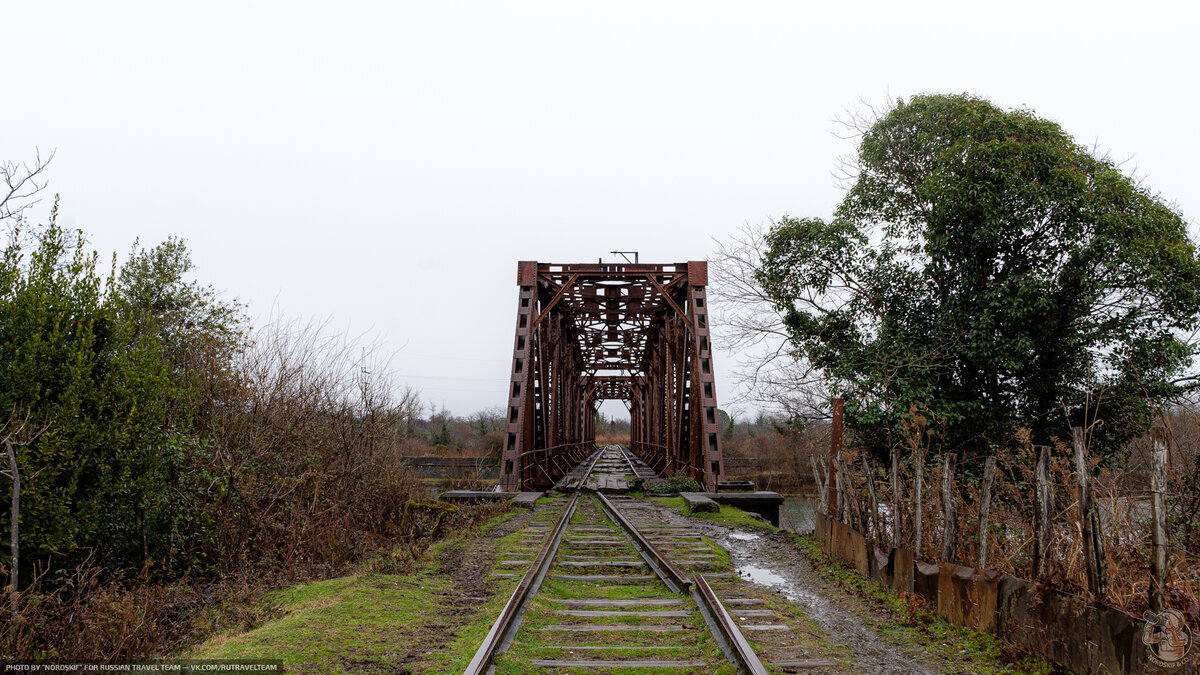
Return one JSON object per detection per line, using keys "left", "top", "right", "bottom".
{"left": 189, "top": 504, "right": 533, "bottom": 673}
{"left": 790, "top": 534, "right": 1052, "bottom": 675}
{"left": 651, "top": 496, "right": 779, "bottom": 531}
{"left": 193, "top": 572, "right": 447, "bottom": 669}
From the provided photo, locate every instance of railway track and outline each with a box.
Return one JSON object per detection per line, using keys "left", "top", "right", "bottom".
{"left": 466, "top": 447, "right": 827, "bottom": 674}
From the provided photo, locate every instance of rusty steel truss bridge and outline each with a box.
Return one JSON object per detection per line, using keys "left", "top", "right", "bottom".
{"left": 499, "top": 260, "right": 726, "bottom": 492}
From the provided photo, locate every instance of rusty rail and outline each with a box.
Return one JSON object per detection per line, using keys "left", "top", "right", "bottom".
{"left": 594, "top": 491, "right": 769, "bottom": 674}
{"left": 593, "top": 491, "right": 692, "bottom": 594}
{"left": 462, "top": 493, "right": 580, "bottom": 675}
{"left": 693, "top": 574, "right": 771, "bottom": 675}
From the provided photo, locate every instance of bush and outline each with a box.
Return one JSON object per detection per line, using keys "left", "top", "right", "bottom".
{"left": 646, "top": 475, "right": 702, "bottom": 494}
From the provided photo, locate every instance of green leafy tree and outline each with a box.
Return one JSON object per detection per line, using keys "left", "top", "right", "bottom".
{"left": 113, "top": 237, "right": 247, "bottom": 576}
{"left": 758, "top": 94, "right": 1200, "bottom": 458}
{"left": 116, "top": 237, "right": 246, "bottom": 371}
{"left": 0, "top": 206, "right": 173, "bottom": 578}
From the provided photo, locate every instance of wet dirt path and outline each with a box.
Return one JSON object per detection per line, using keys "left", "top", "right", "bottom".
{"left": 644, "top": 503, "right": 948, "bottom": 674}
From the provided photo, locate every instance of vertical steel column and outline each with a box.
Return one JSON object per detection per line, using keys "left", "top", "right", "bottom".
{"left": 687, "top": 262, "right": 724, "bottom": 490}
{"left": 500, "top": 262, "right": 538, "bottom": 492}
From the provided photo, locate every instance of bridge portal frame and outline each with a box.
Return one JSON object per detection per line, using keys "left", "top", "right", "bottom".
{"left": 499, "top": 260, "right": 726, "bottom": 491}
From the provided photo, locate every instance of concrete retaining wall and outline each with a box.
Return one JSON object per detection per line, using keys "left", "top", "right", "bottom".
{"left": 812, "top": 513, "right": 1166, "bottom": 674}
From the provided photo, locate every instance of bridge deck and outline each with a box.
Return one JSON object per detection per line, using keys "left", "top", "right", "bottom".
{"left": 556, "top": 445, "right": 661, "bottom": 492}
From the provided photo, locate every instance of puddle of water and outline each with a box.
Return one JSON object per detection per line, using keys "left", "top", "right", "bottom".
{"left": 727, "top": 532, "right": 760, "bottom": 541}
{"left": 737, "top": 564, "right": 787, "bottom": 587}
{"left": 735, "top": 560, "right": 824, "bottom": 609}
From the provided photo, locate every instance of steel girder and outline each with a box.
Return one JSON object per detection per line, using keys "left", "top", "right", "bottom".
{"left": 499, "top": 260, "right": 726, "bottom": 491}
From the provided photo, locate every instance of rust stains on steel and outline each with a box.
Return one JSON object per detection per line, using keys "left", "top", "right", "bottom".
{"left": 500, "top": 261, "right": 727, "bottom": 492}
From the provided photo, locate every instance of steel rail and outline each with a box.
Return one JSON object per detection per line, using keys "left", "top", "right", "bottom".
{"left": 692, "top": 574, "right": 771, "bottom": 675}
{"left": 463, "top": 493, "right": 580, "bottom": 675}
{"left": 616, "top": 446, "right": 640, "bottom": 477}
{"left": 593, "top": 490, "right": 769, "bottom": 675}
{"left": 592, "top": 491, "right": 691, "bottom": 594}
{"left": 578, "top": 447, "right": 604, "bottom": 487}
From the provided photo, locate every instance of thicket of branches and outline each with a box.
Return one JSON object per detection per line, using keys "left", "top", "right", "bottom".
{"left": 0, "top": 157, "right": 505, "bottom": 659}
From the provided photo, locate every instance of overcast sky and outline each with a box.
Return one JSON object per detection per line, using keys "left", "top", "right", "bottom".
{"left": 4, "top": 2, "right": 1197, "bottom": 420}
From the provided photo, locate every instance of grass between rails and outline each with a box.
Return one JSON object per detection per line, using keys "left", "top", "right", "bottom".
{"left": 789, "top": 534, "right": 1053, "bottom": 675}
{"left": 189, "top": 506, "right": 528, "bottom": 673}
{"left": 490, "top": 496, "right": 733, "bottom": 674}
{"left": 628, "top": 497, "right": 855, "bottom": 672}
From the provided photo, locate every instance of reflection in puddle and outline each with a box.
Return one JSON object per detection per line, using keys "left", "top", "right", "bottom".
{"left": 738, "top": 564, "right": 786, "bottom": 587}
{"left": 736, "top": 561, "right": 823, "bottom": 609}
{"left": 728, "top": 532, "right": 760, "bottom": 541}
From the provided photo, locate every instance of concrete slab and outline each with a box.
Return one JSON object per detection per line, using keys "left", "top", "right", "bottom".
{"left": 439, "top": 490, "right": 543, "bottom": 508}
{"left": 706, "top": 491, "right": 784, "bottom": 525}
{"left": 679, "top": 492, "right": 719, "bottom": 514}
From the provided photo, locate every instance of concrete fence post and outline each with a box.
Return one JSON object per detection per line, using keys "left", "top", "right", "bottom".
{"left": 891, "top": 445, "right": 903, "bottom": 550}
{"left": 941, "top": 453, "right": 957, "bottom": 563}
{"left": 1034, "top": 445, "right": 1051, "bottom": 579}
{"left": 913, "top": 445, "right": 925, "bottom": 558}
{"left": 978, "top": 455, "right": 996, "bottom": 570}
{"left": 1149, "top": 425, "right": 1169, "bottom": 613}
{"left": 1072, "top": 427, "right": 1107, "bottom": 600}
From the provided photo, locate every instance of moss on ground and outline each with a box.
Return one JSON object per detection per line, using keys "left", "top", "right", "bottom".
{"left": 651, "top": 496, "right": 779, "bottom": 531}
{"left": 189, "top": 505, "right": 532, "bottom": 673}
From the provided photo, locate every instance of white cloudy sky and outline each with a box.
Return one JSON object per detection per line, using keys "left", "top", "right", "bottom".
{"left": 3, "top": 1, "right": 1197, "bottom": 419}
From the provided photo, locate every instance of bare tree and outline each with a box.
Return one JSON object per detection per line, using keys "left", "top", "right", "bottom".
{"left": 0, "top": 150, "right": 55, "bottom": 224}
{"left": 1, "top": 406, "right": 47, "bottom": 614}
{"left": 710, "top": 223, "right": 831, "bottom": 419}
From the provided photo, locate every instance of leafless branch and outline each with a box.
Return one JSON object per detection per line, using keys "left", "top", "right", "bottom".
{"left": 0, "top": 150, "right": 56, "bottom": 224}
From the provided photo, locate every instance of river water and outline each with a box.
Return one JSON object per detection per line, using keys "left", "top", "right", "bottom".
{"left": 779, "top": 495, "right": 818, "bottom": 534}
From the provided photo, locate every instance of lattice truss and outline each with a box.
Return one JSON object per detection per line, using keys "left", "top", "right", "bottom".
{"left": 499, "top": 261, "right": 726, "bottom": 491}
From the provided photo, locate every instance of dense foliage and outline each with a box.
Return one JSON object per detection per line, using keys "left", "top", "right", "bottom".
{"left": 0, "top": 210, "right": 175, "bottom": 577}
{"left": 758, "top": 94, "right": 1200, "bottom": 457}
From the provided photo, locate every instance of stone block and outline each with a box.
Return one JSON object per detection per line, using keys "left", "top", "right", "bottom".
{"left": 914, "top": 561, "right": 940, "bottom": 605}
{"left": 843, "top": 525, "right": 869, "bottom": 575}
{"left": 871, "top": 546, "right": 890, "bottom": 586}
{"left": 815, "top": 513, "right": 830, "bottom": 551}
{"left": 679, "top": 492, "right": 719, "bottom": 514}
{"left": 889, "top": 548, "right": 914, "bottom": 595}
{"left": 935, "top": 564, "right": 999, "bottom": 633}
{"left": 511, "top": 492, "right": 543, "bottom": 508}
